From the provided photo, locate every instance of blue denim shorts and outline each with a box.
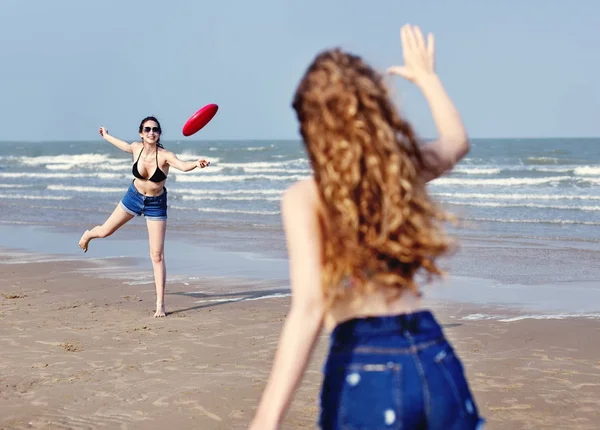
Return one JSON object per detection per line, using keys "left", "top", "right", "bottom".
{"left": 320, "top": 310, "right": 484, "bottom": 429}
{"left": 119, "top": 180, "right": 167, "bottom": 221}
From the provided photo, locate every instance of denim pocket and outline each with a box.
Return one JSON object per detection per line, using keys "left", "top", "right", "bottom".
{"left": 434, "top": 346, "right": 478, "bottom": 418}
{"left": 339, "top": 362, "right": 402, "bottom": 429}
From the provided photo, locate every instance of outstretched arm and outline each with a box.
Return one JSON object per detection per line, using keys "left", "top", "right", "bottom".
{"left": 250, "top": 180, "right": 325, "bottom": 430}
{"left": 388, "top": 24, "right": 469, "bottom": 182}
{"left": 99, "top": 127, "right": 135, "bottom": 154}
{"left": 164, "top": 152, "right": 210, "bottom": 172}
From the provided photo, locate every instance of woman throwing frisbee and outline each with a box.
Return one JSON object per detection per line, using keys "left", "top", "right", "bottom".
{"left": 78, "top": 116, "right": 210, "bottom": 318}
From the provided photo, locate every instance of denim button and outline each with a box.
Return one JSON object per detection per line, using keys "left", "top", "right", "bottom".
{"left": 346, "top": 372, "right": 360, "bottom": 386}
{"left": 466, "top": 398, "right": 474, "bottom": 414}
{"left": 384, "top": 409, "right": 396, "bottom": 425}
{"left": 434, "top": 350, "right": 447, "bottom": 362}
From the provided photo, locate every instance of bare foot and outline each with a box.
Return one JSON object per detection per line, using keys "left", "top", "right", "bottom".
{"left": 78, "top": 230, "right": 91, "bottom": 253}
{"left": 154, "top": 303, "right": 166, "bottom": 318}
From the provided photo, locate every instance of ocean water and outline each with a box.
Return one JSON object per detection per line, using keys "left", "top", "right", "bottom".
{"left": 0, "top": 137, "right": 598, "bottom": 245}
{"left": 1, "top": 137, "right": 599, "bottom": 317}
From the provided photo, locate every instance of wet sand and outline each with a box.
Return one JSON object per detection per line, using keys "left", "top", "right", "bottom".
{"left": 1, "top": 259, "right": 599, "bottom": 429}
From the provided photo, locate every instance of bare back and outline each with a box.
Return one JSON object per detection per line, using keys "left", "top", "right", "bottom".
{"left": 286, "top": 178, "right": 423, "bottom": 332}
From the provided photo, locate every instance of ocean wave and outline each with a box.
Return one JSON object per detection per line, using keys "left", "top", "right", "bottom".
{"left": 525, "top": 156, "right": 560, "bottom": 165}
{"left": 43, "top": 163, "right": 226, "bottom": 173}
{"left": 170, "top": 205, "right": 279, "bottom": 215}
{"left": 217, "top": 159, "right": 307, "bottom": 169}
{"left": 242, "top": 167, "right": 309, "bottom": 174}
{"left": 432, "top": 176, "right": 571, "bottom": 186}
{"left": 0, "top": 172, "right": 124, "bottom": 179}
{"left": 0, "top": 193, "right": 71, "bottom": 200}
{"left": 19, "top": 154, "right": 126, "bottom": 166}
{"left": 444, "top": 200, "right": 600, "bottom": 211}
{"left": 180, "top": 195, "right": 279, "bottom": 202}
{"left": 181, "top": 188, "right": 283, "bottom": 195}
{"left": 0, "top": 183, "right": 32, "bottom": 188}
{"left": 574, "top": 166, "right": 600, "bottom": 176}
{"left": 466, "top": 217, "right": 600, "bottom": 226}
{"left": 453, "top": 167, "right": 501, "bottom": 175}
{"left": 451, "top": 165, "right": 600, "bottom": 176}
{"left": 432, "top": 192, "right": 600, "bottom": 201}
{"left": 173, "top": 174, "right": 308, "bottom": 183}
{"left": 462, "top": 313, "right": 600, "bottom": 322}
{"left": 47, "top": 185, "right": 124, "bottom": 193}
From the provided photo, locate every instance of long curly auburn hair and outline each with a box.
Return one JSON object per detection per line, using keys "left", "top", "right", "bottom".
{"left": 292, "top": 48, "right": 454, "bottom": 308}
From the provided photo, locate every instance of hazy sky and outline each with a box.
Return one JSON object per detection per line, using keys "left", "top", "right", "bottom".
{"left": 1, "top": 0, "right": 598, "bottom": 141}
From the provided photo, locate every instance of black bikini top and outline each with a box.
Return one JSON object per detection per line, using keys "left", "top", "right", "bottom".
{"left": 132, "top": 148, "right": 167, "bottom": 183}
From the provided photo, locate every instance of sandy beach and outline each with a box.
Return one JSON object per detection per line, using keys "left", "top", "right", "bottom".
{"left": 1, "top": 255, "right": 599, "bottom": 430}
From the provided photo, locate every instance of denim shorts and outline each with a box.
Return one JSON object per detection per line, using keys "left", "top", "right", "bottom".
{"left": 119, "top": 180, "right": 167, "bottom": 221}
{"left": 320, "top": 310, "right": 484, "bottom": 429}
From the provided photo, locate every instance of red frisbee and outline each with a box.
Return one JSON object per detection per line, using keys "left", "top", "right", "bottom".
{"left": 182, "top": 103, "right": 219, "bottom": 136}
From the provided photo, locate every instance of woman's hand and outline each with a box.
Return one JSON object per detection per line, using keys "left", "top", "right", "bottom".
{"left": 387, "top": 24, "right": 436, "bottom": 86}
{"left": 99, "top": 127, "right": 109, "bottom": 139}
{"left": 196, "top": 159, "right": 210, "bottom": 168}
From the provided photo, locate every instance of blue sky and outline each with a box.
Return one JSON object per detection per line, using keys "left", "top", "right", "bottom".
{"left": 0, "top": 0, "right": 598, "bottom": 141}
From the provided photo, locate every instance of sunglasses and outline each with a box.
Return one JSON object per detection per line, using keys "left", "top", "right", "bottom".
{"left": 143, "top": 126, "right": 161, "bottom": 133}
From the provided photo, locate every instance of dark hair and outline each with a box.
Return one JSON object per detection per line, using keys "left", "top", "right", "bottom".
{"left": 139, "top": 116, "right": 163, "bottom": 148}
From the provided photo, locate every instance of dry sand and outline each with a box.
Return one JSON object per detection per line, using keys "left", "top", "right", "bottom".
{"left": 1, "top": 259, "right": 599, "bottom": 429}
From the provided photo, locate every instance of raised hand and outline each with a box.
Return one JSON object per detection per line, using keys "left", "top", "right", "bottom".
{"left": 387, "top": 24, "right": 436, "bottom": 85}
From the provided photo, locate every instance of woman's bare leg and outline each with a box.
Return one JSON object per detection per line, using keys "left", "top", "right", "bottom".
{"left": 78, "top": 204, "right": 135, "bottom": 252}
{"left": 146, "top": 218, "right": 167, "bottom": 317}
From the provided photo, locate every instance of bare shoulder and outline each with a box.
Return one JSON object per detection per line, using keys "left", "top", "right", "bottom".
{"left": 281, "top": 178, "right": 319, "bottom": 213}
{"left": 129, "top": 141, "right": 142, "bottom": 154}
{"left": 158, "top": 147, "right": 172, "bottom": 157}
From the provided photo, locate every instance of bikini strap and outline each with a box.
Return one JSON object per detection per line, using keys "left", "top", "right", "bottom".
{"left": 136, "top": 147, "right": 144, "bottom": 162}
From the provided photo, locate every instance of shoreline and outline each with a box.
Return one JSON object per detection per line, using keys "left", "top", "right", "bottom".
{"left": 2, "top": 221, "right": 600, "bottom": 319}
{"left": 1, "top": 258, "right": 599, "bottom": 429}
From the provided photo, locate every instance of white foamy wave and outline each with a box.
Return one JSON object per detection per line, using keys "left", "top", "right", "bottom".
{"left": 526, "top": 156, "right": 559, "bottom": 164}
{"left": 0, "top": 172, "right": 124, "bottom": 179}
{"left": 19, "top": 154, "right": 126, "bottom": 166}
{"left": 180, "top": 195, "right": 279, "bottom": 202}
{"left": 194, "top": 293, "right": 290, "bottom": 304}
{"left": 467, "top": 217, "right": 600, "bottom": 226}
{"left": 444, "top": 201, "right": 600, "bottom": 211}
{"left": 218, "top": 159, "right": 306, "bottom": 169}
{"left": 170, "top": 205, "right": 279, "bottom": 215}
{"left": 0, "top": 193, "right": 71, "bottom": 200}
{"left": 432, "top": 176, "right": 571, "bottom": 186}
{"left": 462, "top": 313, "right": 600, "bottom": 322}
{"left": 45, "top": 163, "right": 77, "bottom": 171}
{"left": 46, "top": 162, "right": 129, "bottom": 172}
{"left": 574, "top": 166, "right": 600, "bottom": 176}
{"left": 173, "top": 151, "right": 220, "bottom": 163}
{"left": 178, "top": 189, "right": 282, "bottom": 196}
{"left": 453, "top": 167, "right": 501, "bottom": 175}
{"left": 432, "top": 192, "right": 600, "bottom": 201}
{"left": 0, "top": 183, "right": 31, "bottom": 188}
{"left": 47, "top": 185, "right": 124, "bottom": 193}
{"left": 173, "top": 174, "right": 308, "bottom": 183}
{"left": 527, "top": 166, "right": 574, "bottom": 173}
{"left": 243, "top": 167, "right": 309, "bottom": 174}
{"left": 499, "top": 313, "right": 600, "bottom": 322}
